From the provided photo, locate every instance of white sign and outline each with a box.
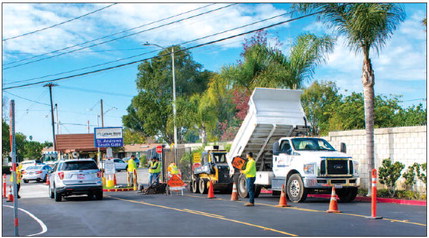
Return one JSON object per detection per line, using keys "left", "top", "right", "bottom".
{"left": 94, "top": 127, "right": 123, "bottom": 148}
{"left": 104, "top": 159, "right": 115, "bottom": 175}
{"left": 106, "top": 148, "right": 113, "bottom": 158}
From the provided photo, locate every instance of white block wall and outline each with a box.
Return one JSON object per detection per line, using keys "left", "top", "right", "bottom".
{"left": 324, "top": 126, "right": 427, "bottom": 192}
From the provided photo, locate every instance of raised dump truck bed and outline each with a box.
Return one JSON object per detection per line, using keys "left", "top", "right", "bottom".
{"left": 227, "top": 88, "right": 309, "bottom": 173}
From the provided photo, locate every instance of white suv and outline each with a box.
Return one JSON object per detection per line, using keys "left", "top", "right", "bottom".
{"left": 49, "top": 159, "right": 103, "bottom": 202}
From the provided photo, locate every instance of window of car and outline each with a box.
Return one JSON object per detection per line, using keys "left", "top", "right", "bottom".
{"left": 33, "top": 165, "right": 44, "bottom": 170}
{"left": 59, "top": 161, "right": 98, "bottom": 171}
{"left": 26, "top": 166, "right": 37, "bottom": 170}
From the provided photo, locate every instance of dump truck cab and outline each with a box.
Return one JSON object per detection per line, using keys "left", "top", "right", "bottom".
{"left": 190, "top": 145, "right": 232, "bottom": 194}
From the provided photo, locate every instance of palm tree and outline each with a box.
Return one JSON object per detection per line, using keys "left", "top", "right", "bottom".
{"left": 222, "top": 31, "right": 334, "bottom": 90}
{"left": 293, "top": 3, "right": 405, "bottom": 191}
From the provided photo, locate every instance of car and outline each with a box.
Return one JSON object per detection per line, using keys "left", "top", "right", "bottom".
{"left": 48, "top": 159, "right": 103, "bottom": 202}
{"left": 22, "top": 165, "right": 53, "bottom": 183}
{"left": 20, "top": 160, "right": 43, "bottom": 171}
{"left": 113, "top": 158, "right": 127, "bottom": 171}
{"left": 122, "top": 157, "right": 140, "bottom": 168}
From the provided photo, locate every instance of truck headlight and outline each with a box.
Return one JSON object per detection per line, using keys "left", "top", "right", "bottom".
{"left": 304, "top": 163, "right": 315, "bottom": 174}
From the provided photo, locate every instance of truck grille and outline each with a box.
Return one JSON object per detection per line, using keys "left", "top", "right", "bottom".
{"left": 217, "top": 166, "right": 232, "bottom": 184}
{"left": 320, "top": 159, "right": 350, "bottom": 175}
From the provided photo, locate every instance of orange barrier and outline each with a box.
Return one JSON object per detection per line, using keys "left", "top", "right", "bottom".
{"left": 368, "top": 169, "right": 383, "bottom": 219}
{"left": 326, "top": 186, "right": 341, "bottom": 213}
{"left": 6, "top": 185, "right": 14, "bottom": 202}
{"left": 207, "top": 180, "right": 215, "bottom": 199}
{"left": 2, "top": 174, "right": 6, "bottom": 198}
{"left": 230, "top": 182, "right": 239, "bottom": 201}
{"left": 276, "top": 184, "right": 291, "bottom": 207}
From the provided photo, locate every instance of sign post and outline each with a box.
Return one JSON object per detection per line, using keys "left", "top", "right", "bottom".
{"left": 10, "top": 100, "right": 19, "bottom": 236}
{"left": 156, "top": 145, "right": 164, "bottom": 182}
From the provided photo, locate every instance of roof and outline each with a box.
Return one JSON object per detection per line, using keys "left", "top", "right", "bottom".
{"left": 123, "top": 143, "right": 161, "bottom": 153}
{"left": 56, "top": 134, "right": 98, "bottom": 152}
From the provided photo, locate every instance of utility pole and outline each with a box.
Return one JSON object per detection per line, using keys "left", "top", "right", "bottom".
{"left": 9, "top": 100, "right": 19, "bottom": 237}
{"left": 55, "top": 104, "right": 60, "bottom": 134}
{"left": 100, "top": 99, "right": 104, "bottom": 127}
{"left": 44, "top": 83, "right": 58, "bottom": 151}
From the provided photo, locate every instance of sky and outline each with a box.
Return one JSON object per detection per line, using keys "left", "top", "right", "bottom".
{"left": 1, "top": 2, "right": 427, "bottom": 143}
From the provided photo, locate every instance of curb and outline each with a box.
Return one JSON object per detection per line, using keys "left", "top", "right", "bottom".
{"left": 307, "top": 194, "right": 427, "bottom": 206}
{"left": 103, "top": 188, "right": 135, "bottom": 192}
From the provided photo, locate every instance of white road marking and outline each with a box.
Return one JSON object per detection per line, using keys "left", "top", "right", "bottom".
{"left": 3, "top": 205, "right": 48, "bottom": 237}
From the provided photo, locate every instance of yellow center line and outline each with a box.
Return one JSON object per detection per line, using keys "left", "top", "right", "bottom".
{"left": 106, "top": 195, "right": 298, "bottom": 236}
{"left": 184, "top": 194, "right": 427, "bottom": 227}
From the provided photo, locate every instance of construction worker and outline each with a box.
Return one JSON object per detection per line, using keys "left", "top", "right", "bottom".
{"left": 149, "top": 157, "right": 161, "bottom": 185}
{"left": 127, "top": 155, "right": 137, "bottom": 187}
{"left": 240, "top": 152, "right": 256, "bottom": 206}
{"left": 10, "top": 163, "right": 22, "bottom": 199}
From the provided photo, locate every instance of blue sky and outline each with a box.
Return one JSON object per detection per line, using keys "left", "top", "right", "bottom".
{"left": 2, "top": 3, "right": 427, "bottom": 143}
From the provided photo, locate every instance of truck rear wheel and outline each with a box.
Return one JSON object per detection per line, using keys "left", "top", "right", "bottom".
{"left": 199, "top": 179, "right": 208, "bottom": 194}
{"left": 286, "top": 173, "right": 307, "bottom": 203}
{"left": 237, "top": 174, "right": 248, "bottom": 198}
{"left": 191, "top": 177, "right": 199, "bottom": 193}
{"left": 337, "top": 187, "right": 358, "bottom": 203}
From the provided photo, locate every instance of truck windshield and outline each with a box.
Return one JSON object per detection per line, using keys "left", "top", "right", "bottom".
{"left": 211, "top": 153, "right": 227, "bottom": 163}
{"left": 291, "top": 138, "right": 336, "bottom": 151}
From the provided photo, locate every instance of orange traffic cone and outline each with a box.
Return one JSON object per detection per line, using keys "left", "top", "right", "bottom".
{"left": 207, "top": 180, "right": 215, "bottom": 199}
{"left": 45, "top": 175, "right": 50, "bottom": 185}
{"left": 6, "top": 185, "right": 13, "bottom": 202}
{"left": 326, "top": 186, "right": 341, "bottom": 213}
{"left": 230, "top": 182, "right": 239, "bottom": 201}
{"left": 276, "top": 184, "right": 290, "bottom": 207}
{"left": 113, "top": 174, "right": 117, "bottom": 186}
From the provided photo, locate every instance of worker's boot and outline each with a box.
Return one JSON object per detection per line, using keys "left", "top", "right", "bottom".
{"left": 244, "top": 202, "right": 254, "bottom": 206}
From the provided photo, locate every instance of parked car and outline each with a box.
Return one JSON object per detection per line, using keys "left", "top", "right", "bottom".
{"left": 22, "top": 165, "right": 53, "bottom": 183}
{"left": 48, "top": 159, "right": 103, "bottom": 202}
{"left": 122, "top": 157, "right": 140, "bottom": 168}
{"left": 113, "top": 158, "right": 127, "bottom": 171}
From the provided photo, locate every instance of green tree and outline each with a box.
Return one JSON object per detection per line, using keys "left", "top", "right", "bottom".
{"left": 123, "top": 128, "right": 147, "bottom": 145}
{"left": 294, "top": 3, "right": 405, "bottom": 188}
{"left": 123, "top": 46, "right": 212, "bottom": 144}
{"left": 301, "top": 81, "right": 341, "bottom": 135}
{"left": 2, "top": 120, "right": 10, "bottom": 158}
{"left": 22, "top": 141, "right": 44, "bottom": 160}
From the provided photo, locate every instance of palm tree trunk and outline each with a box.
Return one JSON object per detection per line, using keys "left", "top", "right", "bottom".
{"left": 362, "top": 54, "right": 375, "bottom": 194}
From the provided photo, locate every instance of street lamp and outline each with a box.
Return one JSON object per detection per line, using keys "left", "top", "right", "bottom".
{"left": 143, "top": 42, "right": 178, "bottom": 164}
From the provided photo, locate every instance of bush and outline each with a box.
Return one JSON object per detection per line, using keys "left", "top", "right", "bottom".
{"left": 139, "top": 155, "right": 147, "bottom": 167}
{"left": 378, "top": 158, "right": 405, "bottom": 197}
{"left": 402, "top": 163, "right": 418, "bottom": 190}
{"left": 2, "top": 166, "right": 11, "bottom": 175}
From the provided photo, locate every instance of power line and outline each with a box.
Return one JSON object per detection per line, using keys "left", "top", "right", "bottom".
{"left": 3, "top": 91, "right": 50, "bottom": 106}
{"left": 3, "top": 3, "right": 117, "bottom": 41}
{"left": 3, "top": 11, "right": 320, "bottom": 90}
{"left": 5, "top": 10, "right": 290, "bottom": 86}
{"left": 3, "top": 3, "right": 223, "bottom": 69}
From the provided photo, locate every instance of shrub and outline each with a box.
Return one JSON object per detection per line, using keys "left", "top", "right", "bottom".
{"left": 139, "top": 155, "right": 147, "bottom": 167}
{"left": 416, "top": 162, "right": 427, "bottom": 188}
{"left": 378, "top": 158, "right": 405, "bottom": 197}
{"left": 402, "top": 163, "right": 418, "bottom": 190}
{"left": 2, "top": 166, "right": 11, "bottom": 175}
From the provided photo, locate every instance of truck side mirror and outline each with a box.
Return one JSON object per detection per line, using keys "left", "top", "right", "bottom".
{"left": 340, "top": 143, "right": 347, "bottom": 153}
{"left": 273, "top": 142, "right": 280, "bottom": 156}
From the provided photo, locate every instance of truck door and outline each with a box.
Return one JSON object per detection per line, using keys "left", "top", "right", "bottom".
{"left": 273, "top": 140, "right": 292, "bottom": 178}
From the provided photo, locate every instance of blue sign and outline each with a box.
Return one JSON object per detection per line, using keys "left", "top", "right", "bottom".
{"left": 94, "top": 127, "right": 123, "bottom": 148}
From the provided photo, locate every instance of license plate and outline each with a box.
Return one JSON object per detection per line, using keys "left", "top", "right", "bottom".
{"left": 77, "top": 174, "right": 85, "bottom": 180}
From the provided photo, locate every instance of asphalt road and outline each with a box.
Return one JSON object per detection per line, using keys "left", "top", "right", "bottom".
{"left": 2, "top": 169, "right": 427, "bottom": 237}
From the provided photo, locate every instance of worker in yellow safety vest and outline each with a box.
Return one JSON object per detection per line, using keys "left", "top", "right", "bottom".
{"left": 241, "top": 152, "right": 256, "bottom": 206}
{"left": 10, "top": 163, "right": 23, "bottom": 199}
{"left": 149, "top": 157, "right": 161, "bottom": 185}
{"left": 127, "top": 155, "right": 137, "bottom": 187}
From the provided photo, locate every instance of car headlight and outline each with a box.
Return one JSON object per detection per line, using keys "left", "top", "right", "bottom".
{"left": 303, "top": 163, "right": 315, "bottom": 174}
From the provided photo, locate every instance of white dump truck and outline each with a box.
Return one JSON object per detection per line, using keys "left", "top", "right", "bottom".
{"left": 226, "top": 88, "right": 360, "bottom": 202}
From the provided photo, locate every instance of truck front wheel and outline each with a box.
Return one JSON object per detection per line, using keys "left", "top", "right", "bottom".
{"left": 337, "top": 187, "right": 358, "bottom": 203}
{"left": 199, "top": 179, "right": 208, "bottom": 194}
{"left": 287, "top": 173, "right": 308, "bottom": 203}
{"left": 191, "top": 176, "right": 200, "bottom": 193}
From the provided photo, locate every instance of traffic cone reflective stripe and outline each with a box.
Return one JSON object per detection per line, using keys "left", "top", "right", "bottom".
{"left": 276, "top": 184, "right": 290, "bottom": 207}
{"left": 207, "top": 180, "right": 215, "bottom": 199}
{"left": 6, "top": 185, "right": 14, "bottom": 202}
{"left": 326, "top": 186, "right": 341, "bottom": 213}
{"left": 230, "top": 182, "right": 239, "bottom": 201}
